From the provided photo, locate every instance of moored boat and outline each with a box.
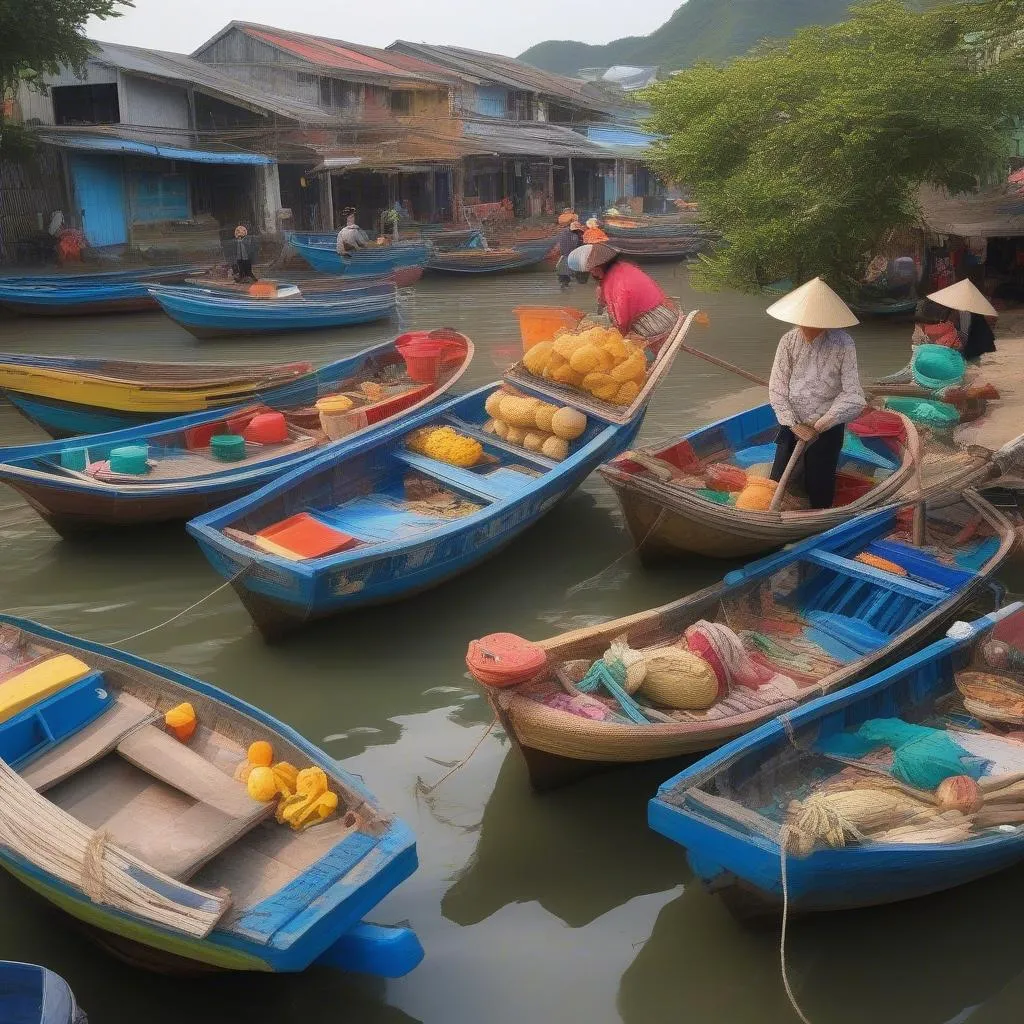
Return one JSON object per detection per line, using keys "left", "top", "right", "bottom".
{"left": 147, "top": 282, "right": 399, "bottom": 339}
{"left": 287, "top": 236, "right": 431, "bottom": 277}
{"left": 0, "top": 614, "right": 422, "bottom": 976}
{"left": 469, "top": 491, "right": 1015, "bottom": 790}
{"left": 598, "top": 403, "right": 996, "bottom": 561}
{"left": 0, "top": 266, "right": 202, "bottom": 316}
{"left": 0, "top": 961, "right": 86, "bottom": 1024}
{"left": 608, "top": 236, "right": 707, "bottom": 262}
{"left": 648, "top": 599, "right": 1024, "bottom": 917}
{"left": 426, "top": 237, "right": 556, "bottom": 274}
{"left": 0, "top": 333, "right": 472, "bottom": 535}
{"left": 0, "top": 355, "right": 316, "bottom": 438}
{"left": 186, "top": 314, "right": 697, "bottom": 639}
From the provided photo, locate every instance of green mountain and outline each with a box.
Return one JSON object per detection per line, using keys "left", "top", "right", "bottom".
{"left": 518, "top": 0, "right": 952, "bottom": 76}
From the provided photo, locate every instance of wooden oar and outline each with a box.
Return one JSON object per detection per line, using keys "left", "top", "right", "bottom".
{"left": 769, "top": 439, "right": 807, "bottom": 512}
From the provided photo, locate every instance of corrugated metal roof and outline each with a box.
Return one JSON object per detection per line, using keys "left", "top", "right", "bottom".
{"left": 388, "top": 41, "right": 617, "bottom": 114}
{"left": 920, "top": 185, "right": 1024, "bottom": 238}
{"left": 35, "top": 130, "right": 275, "bottom": 164}
{"left": 199, "top": 23, "right": 461, "bottom": 88}
{"left": 89, "top": 40, "right": 336, "bottom": 124}
{"left": 462, "top": 119, "right": 613, "bottom": 158}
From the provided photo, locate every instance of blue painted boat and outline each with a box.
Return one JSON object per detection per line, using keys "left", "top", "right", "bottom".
{"left": 426, "top": 236, "right": 556, "bottom": 274}
{"left": 287, "top": 236, "right": 432, "bottom": 277}
{"left": 0, "top": 266, "right": 202, "bottom": 316}
{"left": 187, "top": 375, "right": 660, "bottom": 637}
{"left": 147, "top": 283, "right": 399, "bottom": 339}
{"left": 0, "top": 614, "right": 422, "bottom": 976}
{"left": 470, "top": 491, "right": 1015, "bottom": 790}
{"left": 0, "top": 962, "right": 85, "bottom": 1024}
{"left": 0, "top": 333, "right": 473, "bottom": 535}
{"left": 648, "top": 594, "right": 1024, "bottom": 918}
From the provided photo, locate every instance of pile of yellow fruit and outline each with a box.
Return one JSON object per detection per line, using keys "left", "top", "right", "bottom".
{"left": 237, "top": 740, "right": 340, "bottom": 832}
{"left": 521, "top": 325, "right": 647, "bottom": 406}
{"left": 483, "top": 388, "right": 587, "bottom": 461}
{"left": 406, "top": 425, "right": 484, "bottom": 468}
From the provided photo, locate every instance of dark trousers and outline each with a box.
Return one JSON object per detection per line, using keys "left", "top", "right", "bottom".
{"left": 770, "top": 424, "right": 845, "bottom": 509}
{"left": 233, "top": 259, "right": 256, "bottom": 281}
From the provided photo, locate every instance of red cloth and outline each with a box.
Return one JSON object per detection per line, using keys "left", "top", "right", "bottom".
{"left": 597, "top": 261, "right": 668, "bottom": 334}
{"left": 921, "top": 321, "right": 961, "bottom": 349}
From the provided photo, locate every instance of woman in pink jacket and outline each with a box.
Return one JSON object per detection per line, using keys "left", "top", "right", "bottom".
{"left": 567, "top": 243, "right": 678, "bottom": 342}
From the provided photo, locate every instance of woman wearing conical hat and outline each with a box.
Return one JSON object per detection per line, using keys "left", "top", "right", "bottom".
{"left": 766, "top": 278, "right": 867, "bottom": 510}
{"left": 926, "top": 279, "right": 998, "bottom": 363}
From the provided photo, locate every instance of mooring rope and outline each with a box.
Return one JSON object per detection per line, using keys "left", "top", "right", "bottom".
{"left": 778, "top": 837, "right": 813, "bottom": 1024}
{"left": 416, "top": 715, "right": 498, "bottom": 795}
{"left": 565, "top": 508, "right": 668, "bottom": 597}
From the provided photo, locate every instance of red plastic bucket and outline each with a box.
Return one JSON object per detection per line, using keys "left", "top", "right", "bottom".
{"left": 397, "top": 331, "right": 466, "bottom": 383}
{"left": 243, "top": 411, "right": 288, "bottom": 444}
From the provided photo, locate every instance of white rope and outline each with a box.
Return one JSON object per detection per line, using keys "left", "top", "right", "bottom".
{"left": 565, "top": 508, "right": 668, "bottom": 598}
{"left": 416, "top": 716, "right": 498, "bottom": 795}
{"left": 779, "top": 838, "right": 813, "bottom": 1024}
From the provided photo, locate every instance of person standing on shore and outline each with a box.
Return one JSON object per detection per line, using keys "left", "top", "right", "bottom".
{"left": 765, "top": 277, "right": 866, "bottom": 510}
{"left": 231, "top": 225, "right": 257, "bottom": 282}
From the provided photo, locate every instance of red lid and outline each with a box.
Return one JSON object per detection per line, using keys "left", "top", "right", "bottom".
{"left": 466, "top": 633, "right": 548, "bottom": 688}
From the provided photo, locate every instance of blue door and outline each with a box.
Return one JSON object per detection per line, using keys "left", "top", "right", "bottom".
{"left": 70, "top": 155, "right": 127, "bottom": 247}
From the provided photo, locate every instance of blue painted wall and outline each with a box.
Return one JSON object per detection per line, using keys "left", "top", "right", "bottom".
{"left": 70, "top": 154, "right": 127, "bottom": 246}
{"left": 130, "top": 170, "right": 190, "bottom": 222}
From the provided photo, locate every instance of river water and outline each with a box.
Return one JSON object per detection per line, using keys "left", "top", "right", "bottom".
{"left": 0, "top": 264, "right": 1021, "bottom": 1024}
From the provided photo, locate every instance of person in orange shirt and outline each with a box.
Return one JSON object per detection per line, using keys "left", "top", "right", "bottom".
{"left": 582, "top": 217, "right": 609, "bottom": 244}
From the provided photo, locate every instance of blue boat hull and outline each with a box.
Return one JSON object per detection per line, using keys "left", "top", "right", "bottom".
{"left": 148, "top": 284, "right": 398, "bottom": 338}
{"left": 0, "top": 961, "right": 83, "bottom": 1024}
{"left": 649, "top": 602, "right": 1024, "bottom": 917}
{"left": 3, "top": 391, "right": 158, "bottom": 437}
{"left": 288, "top": 237, "right": 430, "bottom": 277}
{"left": 188, "top": 383, "right": 646, "bottom": 638}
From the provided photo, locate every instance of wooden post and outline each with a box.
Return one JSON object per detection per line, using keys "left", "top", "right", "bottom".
{"left": 547, "top": 157, "right": 554, "bottom": 207}
{"left": 568, "top": 157, "right": 575, "bottom": 211}
{"left": 318, "top": 172, "right": 334, "bottom": 232}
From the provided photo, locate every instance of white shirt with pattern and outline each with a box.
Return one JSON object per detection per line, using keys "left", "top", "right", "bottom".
{"left": 768, "top": 327, "right": 866, "bottom": 431}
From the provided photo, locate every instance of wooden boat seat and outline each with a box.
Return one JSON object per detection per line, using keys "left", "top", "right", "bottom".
{"left": 805, "top": 550, "right": 949, "bottom": 603}
{"left": 395, "top": 450, "right": 534, "bottom": 502}
{"left": 443, "top": 415, "right": 557, "bottom": 468}
{"left": 21, "top": 692, "right": 157, "bottom": 793}
{"left": 116, "top": 725, "right": 261, "bottom": 819}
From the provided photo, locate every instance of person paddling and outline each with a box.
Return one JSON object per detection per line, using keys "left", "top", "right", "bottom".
{"left": 567, "top": 242, "right": 678, "bottom": 343}
{"left": 765, "top": 277, "right": 866, "bottom": 510}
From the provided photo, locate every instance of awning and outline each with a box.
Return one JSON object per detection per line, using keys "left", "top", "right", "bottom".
{"left": 920, "top": 185, "right": 1024, "bottom": 238}
{"left": 38, "top": 132, "right": 274, "bottom": 166}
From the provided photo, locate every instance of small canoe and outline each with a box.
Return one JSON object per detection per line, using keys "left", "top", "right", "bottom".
{"left": 849, "top": 296, "right": 918, "bottom": 317}
{"left": 0, "top": 961, "right": 85, "bottom": 1024}
{"left": 0, "top": 614, "right": 422, "bottom": 976}
{"left": 147, "top": 283, "right": 399, "bottom": 339}
{"left": 649, "top": 598, "right": 1024, "bottom": 918}
{"left": 605, "top": 223, "right": 704, "bottom": 240}
{"left": 609, "top": 237, "right": 706, "bottom": 262}
{"left": 0, "top": 356, "right": 319, "bottom": 439}
{"left": 599, "top": 403, "right": 996, "bottom": 561}
{"left": 471, "top": 491, "right": 1015, "bottom": 790}
{"left": 426, "top": 237, "right": 556, "bottom": 274}
{"left": 287, "top": 237, "right": 432, "bottom": 277}
{"left": 0, "top": 266, "right": 202, "bottom": 316}
{"left": 0, "top": 333, "right": 473, "bottom": 535}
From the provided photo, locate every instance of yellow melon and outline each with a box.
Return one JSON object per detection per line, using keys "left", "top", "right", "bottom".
{"left": 550, "top": 407, "right": 587, "bottom": 440}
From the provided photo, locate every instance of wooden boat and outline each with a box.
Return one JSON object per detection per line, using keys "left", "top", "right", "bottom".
{"left": 425, "top": 237, "right": 556, "bottom": 274}
{"left": 0, "top": 961, "right": 84, "bottom": 1024}
{"left": 649, "top": 598, "right": 1024, "bottom": 917}
{"left": 605, "top": 222, "right": 703, "bottom": 240}
{"left": 0, "top": 355, "right": 318, "bottom": 438}
{"left": 599, "top": 403, "right": 997, "bottom": 561}
{"left": 849, "top": 296, "right": 918, "bottom": 317}
{"left": 0, "top": 614, "right": 422, "bottom": 976}
{"left": 187, "top": 314, "right": 697, "bottom": 639}
{"left": 0, "top": 266, "right": 201, "bottom": 316}
{"left": 471, "top": 490, "right": 1016, "bottom": 790}
{"left": 147, "top": 282, "right": 399, "bottom": 339}
{"left": 287, "top": 237, "right": 431, "bottom": 277}
{"left": 0, "top": 334, "right": 473, "bottom": 535}
{"left": 610, "top": 237, "right": 706, "bottom": 262}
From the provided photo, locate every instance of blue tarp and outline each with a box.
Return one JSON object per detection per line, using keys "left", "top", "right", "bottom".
{"left": 43, "top": 133, "right": 274, "bottom": 166}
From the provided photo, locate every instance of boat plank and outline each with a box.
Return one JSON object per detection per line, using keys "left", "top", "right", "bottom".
{"left": 806, "top": 550, "right": 949, "bottom": 601}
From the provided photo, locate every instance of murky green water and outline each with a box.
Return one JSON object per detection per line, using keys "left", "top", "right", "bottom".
{"left": 1, "top": 265, "right": 1021, "bottom": 1024}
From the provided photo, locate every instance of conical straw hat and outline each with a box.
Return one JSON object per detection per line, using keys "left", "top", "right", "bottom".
{"left": 765, "top": 277, "right": 859, "bottom": 329}
{"left": 927, "top": 279, "right": 997, "bottom": 317}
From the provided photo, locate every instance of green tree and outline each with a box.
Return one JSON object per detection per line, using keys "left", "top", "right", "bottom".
{"left": 644, "top": 0, "right": 1024, "bottom": 294}
{"left": 1, "top": 0, "right": 132, "bottom": 148}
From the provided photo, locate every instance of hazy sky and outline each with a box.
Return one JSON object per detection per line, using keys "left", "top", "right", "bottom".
{"left": 85, "top": 0, "right": 682, "bottom": 58}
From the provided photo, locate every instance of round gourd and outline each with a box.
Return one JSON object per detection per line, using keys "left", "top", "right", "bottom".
{"left": 523, "top": 431, "right": 545, "bottom": 451}
{"left": 614, "top": 381, "right": 640, "bottom": 406}
{"left": 248, "top": 740, "right": 274, "bottom": 767}
{"left": 534, "top": 403, "right": 557, "bottom": 432}
{"left": 611, "top": 351, "right": 647, "bottom": 383}
{"left": 603, "top": 334, "right": 629, "bottom": 360}
{"left": 551, "top": 364, "right": 585, "bottom": 388}
{"left": 639, "top": 648, "right": 718, "bottom": 710}
{"left": 506, "top": 426, "right": 527, "bottom": 446}
{"left": 499, "top": 395, "right": 541, "bottom": 428}
{"left": 484, "top": 391, "right": 505, "bottom": 419}
{"left": 493, "top": 419, "right": 510, "bottom": 439}
{"left": 543, "top": 350, "right": 568, "bottom": 378}
{"left": 569, "top": 345, "right": 602, "bottom": 374}
{"left": 594, "top": 348, "right": 616, "bottom": 372}
{"left": 553, "top": 333, "right": 586, "bottom": 359}
{"left": 247, "top": 766, "right": 278, "bottom": 802}
{"left": 936, "top": 775, "right": 983, "bottom": 814}
{"left": 541, "top": 435, "right": 569, "bottom": 460}
{"left": 551, "top": 407, "right": 587, "bottom": 440}
{"left": 523, "top": 341, "right": 554, "bottom": 377}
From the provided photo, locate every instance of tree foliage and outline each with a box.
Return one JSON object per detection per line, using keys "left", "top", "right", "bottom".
{"left": 644, "top": 0, "right": 1024, "bottom": 294}
{"left": 0, "top": 0, "right": 131, "bottom": 140}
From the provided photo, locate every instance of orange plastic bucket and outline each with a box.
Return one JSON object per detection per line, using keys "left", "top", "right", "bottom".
{"left": 514, "top": 306, "right": 586, "bottom": 351}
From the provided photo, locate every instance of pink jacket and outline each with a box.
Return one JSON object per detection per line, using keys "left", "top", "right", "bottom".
{"left": 598, "top": 261, "right": 668, "bottom": 333}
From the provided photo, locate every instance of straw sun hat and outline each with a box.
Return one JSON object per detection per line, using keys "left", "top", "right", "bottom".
{"left": 765, "top": 277, "right": 860, "bottom": 329}
{"left": 927, "top": 279, "right": 998, "bottom": 318}
{"left": 567, "top": 243, "right": 617, "bottom": 273}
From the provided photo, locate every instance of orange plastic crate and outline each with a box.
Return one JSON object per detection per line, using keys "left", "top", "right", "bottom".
{"left": 255, "top": 513, "right": 360, "bottom": 559}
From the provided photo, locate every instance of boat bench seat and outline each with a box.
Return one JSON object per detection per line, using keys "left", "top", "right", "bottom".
{"left": 395, "top": 450, "right": 534, "bottom": 501}
{"left": 0, "top": 655, "right": 92, "bottom": 725}
{"left": 805, "top": 550, "right": 948, "bottom": 603}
